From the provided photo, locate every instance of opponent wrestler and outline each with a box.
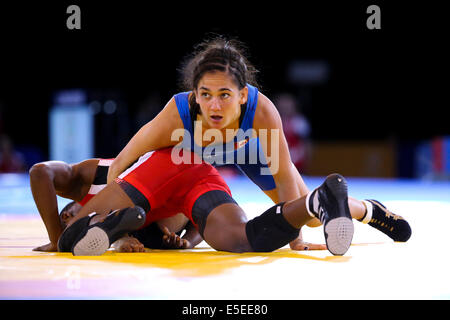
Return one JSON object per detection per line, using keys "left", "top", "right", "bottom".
{"left": 30, "top": 156, "right": 202, "bottom": 252}
{"left": 105, "top": 36, "right": 412, "bottom": 248}
{"left": 57, "top": 147, "right": 409, "bottom": 257}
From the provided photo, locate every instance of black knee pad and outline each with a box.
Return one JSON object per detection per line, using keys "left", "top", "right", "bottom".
{"left": 245, "top": 203, "right": 300, "bottom": 252}
{"left": 57, "top": 215, "right": 92, "bottom": 252}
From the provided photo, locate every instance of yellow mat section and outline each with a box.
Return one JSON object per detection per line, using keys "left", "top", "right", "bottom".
{"left": 1, "top": 200, "right": 450, "bottom": 299}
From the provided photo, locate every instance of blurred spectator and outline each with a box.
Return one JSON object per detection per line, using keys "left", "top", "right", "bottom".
{"left": 88, "top": 90, "right": 131, "bottom": 158}
{"left": 0, "top": 134, "right": 27, "bottom": 173}
{"left": 0, "top": 103, "right": 4, "bottom": 135}
{"left": 273, "top": 93, "right": 312, "bottom": 173}
{"left": 134, "top": 92, "right": 162, "bottom": 129}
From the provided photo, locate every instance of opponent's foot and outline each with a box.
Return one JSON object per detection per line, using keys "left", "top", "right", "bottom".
{"left": 361, "top": 199, "right": 412, "bottom": 242}
{"left": 307, "top": 173, "right": 354, "bottom": 256}
{"left": 71, "top": 206, "right": 146, "bottom": 256}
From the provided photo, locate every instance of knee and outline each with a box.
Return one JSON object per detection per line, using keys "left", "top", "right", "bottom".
{"left": 228, "top": 228, "right": 253, "bottom": 253}
{"left": 245, "top": 203, "right": 300, "bottom": 252}
{"left": 203, "top": 223, "right": 251, "bottom": 253}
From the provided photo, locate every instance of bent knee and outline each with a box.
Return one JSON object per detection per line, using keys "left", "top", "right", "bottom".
{"left": 307, "top": 218, "right": 322, "bottom": 228}
{"left": 203, "top": 223, "right": 251, "bottom": 253}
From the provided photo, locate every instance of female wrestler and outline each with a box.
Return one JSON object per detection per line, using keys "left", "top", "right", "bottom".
{"left": 58, "top": 147, "right": 410, "bottom": 257}
{"left": 105, "top": 36, "right": 411, "bottom": 246}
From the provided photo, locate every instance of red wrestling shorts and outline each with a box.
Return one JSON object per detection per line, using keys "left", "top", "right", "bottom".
{"left": 115, "top": 147, "right": 232, "bottom": 229}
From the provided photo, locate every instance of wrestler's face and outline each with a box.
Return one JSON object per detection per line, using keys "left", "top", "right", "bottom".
{"left": 60, "top": 202, "right": 82, "bottom": 229}
{"left": 195, "top": 71, "right": 248, "bottom": 130}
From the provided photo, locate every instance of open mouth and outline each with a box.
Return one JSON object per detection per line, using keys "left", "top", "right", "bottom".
{"left": 210, "top": 115, "right": 223, "bottom": 122}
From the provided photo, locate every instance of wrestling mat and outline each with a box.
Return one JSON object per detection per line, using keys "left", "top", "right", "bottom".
{"left": 1, "top": 175, "right": 450, "bottom": 299}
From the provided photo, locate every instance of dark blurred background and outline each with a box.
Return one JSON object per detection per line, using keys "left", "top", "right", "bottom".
{"left": 0, "top": 1, "right": 447, "bottom": 179}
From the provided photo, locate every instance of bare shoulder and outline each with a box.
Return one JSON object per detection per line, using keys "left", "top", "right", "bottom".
{"left": 72, "top": 159, "right": 100, "bottom": 181}
{"left": 253, "top": 91, "right": 282, "bottom": 130}
{"left": 30, "top": 160, "right": 73, "bottom": 178}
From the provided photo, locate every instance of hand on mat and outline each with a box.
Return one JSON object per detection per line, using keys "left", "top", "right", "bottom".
{"left": 289, "top": 237, "right": 327, "bottom": 251}
{"left": 162, "top": 226, "right": 190, "bottom": 249}
{"left": 112, "top": 235, "right": 145, "bottom": 252}
{"left": 33, "top": 242, "right": 58, "bottom": 252}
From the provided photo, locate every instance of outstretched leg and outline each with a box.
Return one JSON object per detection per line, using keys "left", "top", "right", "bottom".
{"left": 357, "top": 199, "right": 411, "bottom": 242}
{"left": 190, "top": 189, "right": 309, "bottom": 253}
{"left": 201, "top": 201, "right": 303, "bottom": 253}
{"left": 199, "top": 174, "right": 354, "bottom": 256}
{"left": 294, "top": 169, "right": 411, "bottom": 242}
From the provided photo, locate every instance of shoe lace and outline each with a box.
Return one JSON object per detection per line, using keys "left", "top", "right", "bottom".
{"left": 373, "top": 201, "right": 404, "bottom": 221}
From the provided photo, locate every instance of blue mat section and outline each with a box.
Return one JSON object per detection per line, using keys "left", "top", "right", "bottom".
{"left": 0, "top": 174, "right": 41, "bottom": 215}
{"left": 225, "top": 175, "right": 450, "bottom": 204}
{"left": 1, "top": 173, "right": 449, "bottom": 215}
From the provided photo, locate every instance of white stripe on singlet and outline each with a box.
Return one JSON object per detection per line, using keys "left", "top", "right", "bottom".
{"left": 98, "top": 159, "right": 114, "bottom": 166}
{"left": 87, "top": 184, "right": 107, "bottom": 195}
{"left": 85, "top": 159, "right": 112, "bottom": 196}
{"left": 118, "top": 151, "right": 155, "bottom": 179}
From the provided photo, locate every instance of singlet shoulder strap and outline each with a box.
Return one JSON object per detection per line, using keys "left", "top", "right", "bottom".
{"left": 240, "top": 84, "right": 259, "bottom": 132}
{"left": 174, "top": 92, "right": 193, "bottom": 134}
{"left": 173, "top": 91, "right": 196, "bottom": 148}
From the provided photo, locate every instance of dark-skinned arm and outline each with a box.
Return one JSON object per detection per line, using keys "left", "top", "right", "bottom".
{"left": 29, "top": 159, "right": 97, "bottom": 251}
{"left": 29, "top": 161, "right": 74, "bottom": 249}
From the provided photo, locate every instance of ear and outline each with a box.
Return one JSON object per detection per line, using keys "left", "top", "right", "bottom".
{"left": 239, "top": 86, "right": 249, "bottom": 105}
{"left": 194, "top": 90, "right": 200, "bottom": 104}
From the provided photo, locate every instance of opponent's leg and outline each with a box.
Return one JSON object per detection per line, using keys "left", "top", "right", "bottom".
{"left": 191, "top": 190, "right": 252, "bottom": 252}
{"left": 202, "top": 197, "right": 317, "bottom": 254}
{"left": 294, "top": 169, "right": 411, "bottom": 242}
{"left": 202, "top": 203, "right": 252, "bottom": 253}
{"left": 198, "top": 174, "right": 354, "bottom": 256}
{"left": 303, "top": 173, "right": 354, "bottom": 255}
{"left": 201, "top": 201, "right": 301, "bottom": 253}
{"left": 345, "top": 197, "right": 411, "bottom": 242}
{"left": 357, "top": 199, "right": 411, "bottom": 242}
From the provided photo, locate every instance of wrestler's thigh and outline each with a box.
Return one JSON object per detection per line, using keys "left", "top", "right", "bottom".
{"left": 202, "top": 203, "right": 252, "bottom": 253}
{"left": 68, "top": 182, "right": 134, "bottom": 227}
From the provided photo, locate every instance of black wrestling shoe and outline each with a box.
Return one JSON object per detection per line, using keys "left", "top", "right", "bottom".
{"left": 57, "top": 215, "right": 92, "bottom": 252}
{"left": 307, "top": 173, "right": 354, "bottom": 256}
{"left": 365, "top": 199, "right": 412, "bottom": 242}
{"left": 71, "top": 206, "right": 146, "bottom": 256}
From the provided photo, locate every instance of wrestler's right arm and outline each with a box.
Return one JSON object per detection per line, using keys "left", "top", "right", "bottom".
{"left": 30, "top": 161, "right": 76, "bottom": 249}
{"left": 29, "top": 159, "right": 97, "bottom": 251}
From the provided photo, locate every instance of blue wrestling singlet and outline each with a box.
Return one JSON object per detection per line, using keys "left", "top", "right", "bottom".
{"left": 173, "top": 84, "right": 276, "bottom": 191}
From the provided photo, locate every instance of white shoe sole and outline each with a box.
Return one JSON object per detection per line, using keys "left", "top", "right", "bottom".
{"left": 324, "top": 217, "right": 354, "bottom": 256}
{"left": 72, "top": 227, "right": 110, "bottom": 256}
